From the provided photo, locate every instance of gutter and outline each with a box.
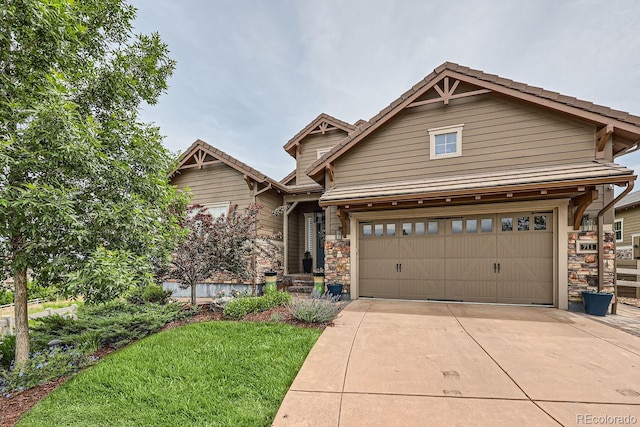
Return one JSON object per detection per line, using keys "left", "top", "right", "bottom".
{"left": 597, "top": 179, "right": 635, "bottom": 314}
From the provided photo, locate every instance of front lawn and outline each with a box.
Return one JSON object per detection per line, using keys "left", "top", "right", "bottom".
{"left": 18, "top": 321, "right": 321, "bottom": 426}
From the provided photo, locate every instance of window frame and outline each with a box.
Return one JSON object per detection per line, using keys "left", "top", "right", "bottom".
{"left": 614, "top": 219, "right": 623, "bottom": 242}
{"left": 428, "top": 124, "right": 464, "bottom": 160}
{"left": 202, "top": 201, "right": 231, "bottom": 219}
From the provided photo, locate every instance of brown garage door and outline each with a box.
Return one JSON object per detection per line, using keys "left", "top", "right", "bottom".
{"left": 359, "top": 212, "right": 553, "bottom": 304}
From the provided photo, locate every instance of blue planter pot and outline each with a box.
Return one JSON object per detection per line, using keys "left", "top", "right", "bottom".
{"left": 582, "top": 291, "right": 613, "bottom": 316}
{"left": 327, "top": 284, "right": 343, "bottom": 300}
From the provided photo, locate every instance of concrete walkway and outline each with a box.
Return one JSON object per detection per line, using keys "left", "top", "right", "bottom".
{"left": 273, "top": 300, "right": 640, "bottom": 427}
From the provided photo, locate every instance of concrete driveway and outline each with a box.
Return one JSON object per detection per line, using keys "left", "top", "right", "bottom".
{"left": 273, "top": 300, "right": 640, "bottom": 427}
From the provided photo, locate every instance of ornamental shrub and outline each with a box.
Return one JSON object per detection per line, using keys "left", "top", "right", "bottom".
{"left": 0, "top": 345, "right": 96, "bottom": 398}
{"left": 0, "top": 288, "right": 13, "bottom": 305}
{"left": 0, "top": 335, "right": 16, "bottom": 370}
{"left": 288, "top": 294, "right": 341, "bottom": 323}
{"left": 223, "top": 291, "right": 292, "bottom": 319}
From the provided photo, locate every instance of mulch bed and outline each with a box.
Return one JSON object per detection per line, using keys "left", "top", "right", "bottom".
{"left": 0, "top": 303, "right": 332, "bottom": 426}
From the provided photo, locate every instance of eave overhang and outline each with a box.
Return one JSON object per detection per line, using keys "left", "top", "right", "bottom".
{"left": 319, "top": 162, "right": 636, "bottom": 214}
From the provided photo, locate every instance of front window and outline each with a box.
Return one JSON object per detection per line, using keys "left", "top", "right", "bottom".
{"left": 614, "top": 219, "right": 623, "bottom": 242}
{"left": 428, "top": 124, "right": 463, "bottom": 159}
{"left": 203, "top": 202, "right": 230, "bottom": 219}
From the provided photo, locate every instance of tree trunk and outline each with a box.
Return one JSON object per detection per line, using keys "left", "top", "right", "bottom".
{"left": 190, "top": 282, "right": 197, "bottom": 306}
{"left": 13, "top": 267, "right": 30, "bottom": 365}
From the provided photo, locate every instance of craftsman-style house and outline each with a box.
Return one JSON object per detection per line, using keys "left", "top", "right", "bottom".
{"left": 168, "top": 62, "right": 640, "bottom": 308}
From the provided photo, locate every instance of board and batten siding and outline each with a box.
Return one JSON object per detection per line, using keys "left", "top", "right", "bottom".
{"left": 616, "top": 207, "right": 640, "bottom": 247}
{"left": 297, "top": 131, "right": 348, "bottom": 186}
{"left": 171, "top": 164, "right": 254, "bottom": 209}
{"left": 256, "top": 189, "right": 284, "bottom": 237}
{"left": 334, "top": 94, "right": 597, "bottom": 186}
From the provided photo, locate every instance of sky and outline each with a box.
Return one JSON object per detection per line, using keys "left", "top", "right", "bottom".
{"left": 131, "top": 0, "right": 640, "bottom": 182}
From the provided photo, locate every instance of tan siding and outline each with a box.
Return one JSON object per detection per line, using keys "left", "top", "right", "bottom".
{"left": 171, "top": 164, "right": 254, "bottom": 208}
{"left": 256, "top": 189, "right": 283, "bottom": 237}
{"left": 297, "top": 131, "right": 347, "bottom": 185}
{"left": 616, "top": 207, "right": 640, "bottom": 247}
{"left": 334, "top": 94, "right": 597, "bottom": 186}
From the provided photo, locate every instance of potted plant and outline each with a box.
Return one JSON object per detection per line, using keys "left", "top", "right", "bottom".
{"left": 327, "top": 283, "right": 343, "bottom": 300}
{"left": 264, "top": 271, "right": 278, "bottom": 294}
{"left": 302, "top": 251, "right": 313, "bottom": 273}
{"left": 582, "top": 290, "right": 613, "bottom": 316}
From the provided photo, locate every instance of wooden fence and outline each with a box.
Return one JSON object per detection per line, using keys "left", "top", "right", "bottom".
{"left": 616, "top": 259, "right": 640, "bottom": 299}
{"left": 0, "top": 304, "right": 78, "bottom": 337}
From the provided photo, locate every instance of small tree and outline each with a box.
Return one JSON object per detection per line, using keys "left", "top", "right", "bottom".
{"left": 168, "top": 204, "right": 261, "bottom": 305}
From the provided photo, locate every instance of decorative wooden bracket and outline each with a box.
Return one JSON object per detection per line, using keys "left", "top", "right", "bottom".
{"left": 255, "top": 183, "right": 272, "bottom": 196}
{"left": 327, "top": 164, "right": 335, "bottom": 186}
{"left": 408, "top": 77, "right": 491, "bottom": 108}
{"left": 337, "top": 208, "right": 348, "bottom": 238}
{"left": 571, "top": 189, "right": 599, "bottom": 230}
{"left": 243, "top": 175, "right": 253, "bottom": 191}
{"left": 596, "top": 124, "right": 614, "bottom": 152}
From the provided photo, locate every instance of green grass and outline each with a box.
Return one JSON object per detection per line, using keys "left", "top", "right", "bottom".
{"left": 18, "top": 322, "right": 321, "bottom": 427}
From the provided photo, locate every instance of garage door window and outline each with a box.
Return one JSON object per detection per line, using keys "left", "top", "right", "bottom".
{"left": 481, "top": 218, "right": 493, "bottom": 232}
{"left": 416, "top": 222, "right": 426, "bottom": 235}
{"left": 466, "top": 219, "right": 477, "bottom": 233}
{"left": 518, "top": 216, "right": 530, "bottom": 231}
{"left": 501, "top": 217, "right": 513, "bottom": 231}
{"left": 362, "top": 224, "right": 372, "bottom": 237}
{"left": 426, "top": 221, "right": 437, "bottom": 235}
{"left": 402, "top": 223, "right": 412, "bottom": 235}
{"left": 387, "top": 223, "right": 396, "bottom": 236}
{"left": 534, "top": 215, "right": 547, "bottom": 230}
{"left": 374, "top": 224, "right": 384, "bottom": 237}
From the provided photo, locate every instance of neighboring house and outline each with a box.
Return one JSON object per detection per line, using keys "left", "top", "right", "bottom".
{"left": 171, "top": 62, "right": 640, "bottom": 309}
{"left": 614, "top": 191, "right": 640, "bottom": 260}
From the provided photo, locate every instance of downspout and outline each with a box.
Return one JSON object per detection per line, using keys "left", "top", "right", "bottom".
{"left": 597, "top": 180, "right": 634, "bottom": 314}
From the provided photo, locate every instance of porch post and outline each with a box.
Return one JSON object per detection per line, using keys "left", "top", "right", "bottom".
{"left": 283, "top": 202, "right": 298, "bottom": 275}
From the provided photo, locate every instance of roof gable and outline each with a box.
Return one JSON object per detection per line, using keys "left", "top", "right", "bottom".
{"left": 283, "top": 113, "right": 355, "bottom": 157}
{"left": 174, "top": 139, "right": 288, "bottom": 193}
{"left": 616, "top": 189, "right": 640, "bottom": 211}
{"left": 307, "top": 62, "right": 640, "bottom": 181}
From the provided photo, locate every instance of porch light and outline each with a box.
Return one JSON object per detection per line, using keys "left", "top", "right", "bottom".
{"left": 581, "top": 215, "right": 595, "bottom": 232}
{"left": 336, "top": 226, "right": 342, "bottom": 240}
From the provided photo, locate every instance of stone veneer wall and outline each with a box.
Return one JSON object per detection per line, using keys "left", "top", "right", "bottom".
{"left": 324, "top": 239, "right": 351, "bottom": 294}
{"left": 567, "top": 230, "right": 615, "bottom": 301}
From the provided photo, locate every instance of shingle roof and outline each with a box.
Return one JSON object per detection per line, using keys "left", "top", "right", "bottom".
{"left": 320, "top": 161, "right": 634, "bottom": 206}
{"left": 175, "top": 139, "right": 289, "bottom": 193}
{"left": 615, "top": 189, "right": 640, "bottom": 211}
{"left": 307, "top": 62, "right": 640, "bottom": 180}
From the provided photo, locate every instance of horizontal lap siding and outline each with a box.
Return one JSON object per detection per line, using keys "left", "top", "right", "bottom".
{"left": 616, "top": 208, "right": 640, "bottom": 247}
{"left": 172, "top": 164, "right": 253, "bottom": 208}
{"left": 257, "top": 190, "right": 284, "bottom": 237}
{"left": 334, "top": 94, "right": 596, "bottom": 185}
{"left": 297, "top": 131, "right": 348, "bottom": 185}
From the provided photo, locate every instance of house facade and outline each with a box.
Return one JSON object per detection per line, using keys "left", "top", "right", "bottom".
{"left": 170, "top": 62, "right": 640, "bottom": 308}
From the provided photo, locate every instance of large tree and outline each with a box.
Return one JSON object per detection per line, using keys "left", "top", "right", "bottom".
{"left": 0, "top": 0, "right": 186, "bottom": 364}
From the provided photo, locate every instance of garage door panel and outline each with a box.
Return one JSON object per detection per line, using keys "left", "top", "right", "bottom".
{"left": 360, "top": 279, "right": 398, "bottom": 299}
{"left": 446, "top": 281, "right": 497, "bottom": 303}
{"left": 397, "top": 279, "right": 445, "bottom": 300}
{"left": 358, "top": 211, "right": 553, "bottom": 305}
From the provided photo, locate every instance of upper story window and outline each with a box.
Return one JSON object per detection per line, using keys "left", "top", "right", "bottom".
{"left": 428, "top": 124, "right": 464, "bottom": 160}
{"left": 614, "top": 219, "right": 623, "bottom": 242}
{"left": 316, "top": 147, "right": 332, "bottom": 159}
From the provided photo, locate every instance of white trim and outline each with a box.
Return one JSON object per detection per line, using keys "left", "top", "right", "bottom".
{"left": 428, "top": 123, "right": 463, "bottom": 160}
{"left": 304, "top": 213, "right": 315, "bottom": 258}
{"left": 614, "top": 218, "right": 623, "bottom": 242}
{"left": 316, "top": 147, "right": 332, "bottom": 159}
